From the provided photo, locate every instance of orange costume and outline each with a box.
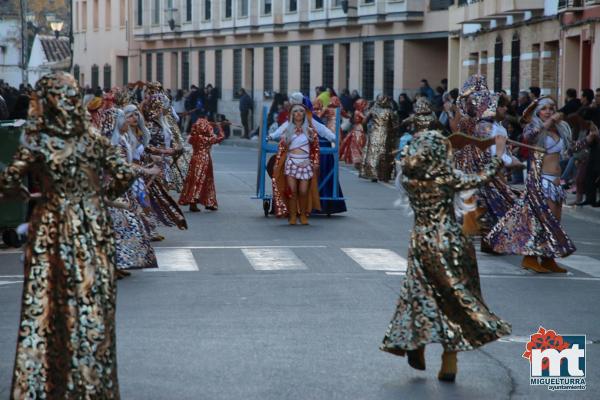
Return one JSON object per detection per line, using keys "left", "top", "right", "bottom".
{"left": 340, "top": 98, "right": 368, "bottom": 167}
{"left": 178, "top": 118, "right": 224, "bottom": 210}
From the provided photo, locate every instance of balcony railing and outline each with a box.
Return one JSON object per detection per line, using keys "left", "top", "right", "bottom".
{"left": 558, "top": 0, "right": 585, "bottom": 11}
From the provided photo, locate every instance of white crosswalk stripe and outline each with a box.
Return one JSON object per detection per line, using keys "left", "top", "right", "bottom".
{"left": 475, "top": 252, "right": 530, "bottom": 275}
{"left": 558, "top": 255, "right": 600, "bottom": 277}
{"left": 0, "top": 280, "right": 23, "bottom": 286}
{"left": 341, "top": 248, "right": 407, "bottom": 272}
{"left": 151, "top": 248, "right": 199, "bottom": 271}
{"left": 242, "top": 248, "right": 307, "bottom": 271}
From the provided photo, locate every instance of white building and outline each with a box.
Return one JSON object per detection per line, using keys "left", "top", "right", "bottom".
{"left": 0, "top": 18, "right": 25, "bottom": 87}
{"left": 27, "top": 35, "right": 72, "bottom": 84}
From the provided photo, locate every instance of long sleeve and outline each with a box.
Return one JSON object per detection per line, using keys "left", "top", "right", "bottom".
{"left": 442, "top": 157, "right": 502, "bottom": 191}
{"left": 523, "top": 123, "right": 542, "bottom": 145}
{"left": 313, "top": 120, "right": 336, "bottom": 142}
{"left": 100, "top": 137, "right": 137, "bottom": 200}
{"left": 0, "top": 146, "right": 35, "bottom": 193}
{"left": 269, "top": 122, "right": 288, "bottom": 140}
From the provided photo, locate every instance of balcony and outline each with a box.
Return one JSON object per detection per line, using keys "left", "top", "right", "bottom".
{"left": 450, "top": 0, "right": 545, "bottom": 26}
{"left": 558, "top": 0, "right": 585, "bottom": 12}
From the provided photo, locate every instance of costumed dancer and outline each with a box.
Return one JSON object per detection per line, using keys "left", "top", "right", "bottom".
{"left": 98, "top": 90, "right": 119, "bottom": 138}
{"left": 486, "top": 97, "right": 576, "bottom": 272}
{"left": 340, "top": 98, "right": 368, "bottom": 168}
{"left": 360, "top": 94, "right": 400, "bottom": 182}
{"left": 380, "top": 130, "right": 511, "bottom": 382}
{"left": 178, "top": 117, "right": 225, "bottom": 211}
{"left": 311, "top": 92, "right": 347, "bottom": 215}
{"left": 108, "top": 109, "right": 159, "bottom": 278}
{"left": 268, "top": 101, "right": 331, "bottom": 224}
{"left": 162, "top": 94, "right": 190, "bottom": 193}
{"left": 0, "top": 72, "right": 153, "bottom": 399}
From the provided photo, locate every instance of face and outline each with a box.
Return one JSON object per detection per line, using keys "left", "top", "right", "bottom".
{"left": 126, "top": 113, "right": 137, "bottom": 127}
{"left": 496, "top": 104, "right": 508, "bottom": 119}
{"left": 595, "top": 92, "right": 600, "bottom": 105}
{"left": 292, "top": 108, "right": 305, "bottom": 124}
{"left": 538, "top": 105, "right": 554, "bottom": 121}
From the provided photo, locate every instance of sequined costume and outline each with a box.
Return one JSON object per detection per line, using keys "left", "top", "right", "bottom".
{"left": 486, "top": 101, "right": 576, "bottom": 258}
{"left": 98, "top": 91, "right": 118, "bottom": 138}
{"left": 360, "top": 96, "right": 400, "bottom": 182}
{"left": 178, "top": 118, "right": 224, "bottom": 209}
{"left": 163, "top": 96, "right": 191, "bottom": 193}
{"left": 340, "top": 98, "right": 368, "bottom": 167}
{"left": 0, "top": 73, "right": 136, "bottom": 399}
{"left": 381, "top": 131, "right": 511, "bottom": 355}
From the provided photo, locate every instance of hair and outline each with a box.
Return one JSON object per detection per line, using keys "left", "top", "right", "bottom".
{"left": 175, "top": 89, "right": 184, "bottom": 101}
{"left": 123, "top": 104, "right": 150, "bottom": 148}
{"left": 284, "top": 105, "right": 313, "bottom": 145}
{"left": 530, "top": 97, "right": 572, "bottom": 149}
{"left": 449, "top": 88, "right": 459, "bottom": 100}
{"left": 581, "top": 89, "right": 594, "bottom": 104}
{"left": 566, "top": 88, "right": 577, "bottom": 98}
{"left": 421, "top": 79, "right": 429, "bottom": 86}
{"left": 110, "top": 109, "right": 133, "bottom": 162}
{"left": 497, "top": 94, "right": 511, "bottom": 108}
{"left": 529, "top": 86, "right": 541, "bottom": 98}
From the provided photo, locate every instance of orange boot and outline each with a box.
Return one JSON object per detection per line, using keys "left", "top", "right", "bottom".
{"left": 288, "top": 196, "right": 297, "bottom": 225}
{"left": 541, "top": 258, "right": 567, "bottom": 273}
{"left": 438, "top": 350, "right": 457, "bottom": 382}
{"left": 522, "top": 256, "right": 551, "bottom": 273}
{"left": 298, "top": 194, "right": 309, "bottom": 225}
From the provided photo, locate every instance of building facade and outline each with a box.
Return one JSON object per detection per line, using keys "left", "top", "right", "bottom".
{"left": 72, "top": 0, "right": 140, "bottom": 90}
{"left": 449, "top": 0, "right": 600, "bottom": 101}
{"left": 73, "top": 0, "right": 454, "bottom": 127}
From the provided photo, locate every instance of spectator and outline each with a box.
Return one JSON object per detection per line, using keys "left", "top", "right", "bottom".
{"left": 595, "top": 88, "right": 600, "bottom": 108}
{"left": 238, "top": 88, "right": 253, "bottom": 139}
{"left": 0, "top": 92, "right": 8, "bottom": 120}
{"left": 204, "top": 84, "right": 219, "bottom": 119}
{"left": 267, "top": 93, "right": 287, "bottom": 127}
{"left": 339, "top": 89, "right": 353, "bottom": 114}
{"left": 441, "top": 78, "right": 448, "bottom": 93}
{"left": 576, "top": 108, "right": 600, "bottom": 206}
{"left": 350, "top": 90, "right": 361, "bottom": 104}
{"left": 9, "top": 93, "right": 29, "bottom": 120}
{"left": 581, "top": 89, "right": 595, "bottom": 108}
{"left": 529, "top": 86, "right": 541, "bottom": 101}
{"left": 216, "top": 113, "right": 231, "bottom": 139}
{"left": 516, "top": 91, "right": 531, "bottom": 116}
{"left": 560, "top": 88, "right": 582, "bottom": 116}
{"left": 172, "top": 89, "right": 186, "bottom": 128}
{"left": 397, "top": 93, "right": 413, "bottom": 122}
{"left": 432, "top": 86, "right": 445, "bottom": 115}
{"left": 419, "top": 79, "right": 434, "bottom": 101}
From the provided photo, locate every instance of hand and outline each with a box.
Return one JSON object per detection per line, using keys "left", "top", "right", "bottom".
{"left": 144, "top": 166, "right": 161, "bottom": 176}
{"left": 495, "top": 135, "right": 507, "bottom": 157}
{"left": 150, "top": 155, "right": 163, "bottom": 163}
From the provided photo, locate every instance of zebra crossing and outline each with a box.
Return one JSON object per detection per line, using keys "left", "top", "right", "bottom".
{"left": 147, "top": 246, "right": 600, "bottom": 279}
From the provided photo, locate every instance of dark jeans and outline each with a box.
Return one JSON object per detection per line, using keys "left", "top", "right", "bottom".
{"left": 241, "top": 110, "right": 250, "bottom": 138}
{"left": 585, "top": 163, "right": 600, "bottom": 204}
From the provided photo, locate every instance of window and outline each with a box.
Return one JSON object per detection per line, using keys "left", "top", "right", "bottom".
{"left": 93, "top": 0, "right": 99, "bottom": 29}
{"left": 172, "top": 51, "right": 179, "bottom": 88}
{"left": 300, "top": 45, "right": 310, "bottom": 96}
{"left": 333, "top": 0, "right": 342, "bottom": 6}
{"left": 264, "top": 47, "right": 273, "bottom": 96}
{"left": 480, "top": 50, "right": 488, "bottom": 79}
{"left": 343, "top": 43, "right": 350, "bottom": 91}
{"left": 263, "top": 0, "right": 272, "bottom": 15}
{"left": 156, "top": 53, "right": 164, "bottom": 84}
{"left": 121, "top": 57, "right": 129, "bottom": 86}
{"left": 153, "top": 0, "right": 160, "bottom": 24}
{"left": 511, "top": 33, "right": 520, "bottom": 99}
{"left": 322, "top": 45, "right": 334, "bottom": 90}
{"left": 204, "top": 0, "right": 211, "bottom": 20}
{"left": 182, "top": 52, "right": 190, "bottom": 89}
{"left": 105, "top": 0, "right": 111, "bottom": 29}
{"left": 82, "top": 1, "right": 88, "bottom": 30}
{"left": 383, "top": 40, "right": 394, "bottom": 98}
{"left": 91, "top": 64, "right": 99, "bottom": 88}
{"left": 239, "top": 0, "right": 248, "bottom": 17}
{"left": 362, "top": 42, "right": 374, "bottom": 100}
{"left": 314, "top": 0, "right": 323, "bottom": 9}
{"left": 186, "top": 0, "right": 192, "bottom": 21}
{"left": 289, "top": 0, "right": 297, "bottom": 12}
{"left": 215, "top": 49, "right": 222, "bottom": 97}
{"left": 146, "top": 53, "right": 153, "bottom": 81}
{"left": 73, "top": 64, "right": 80, "bottom": 83}
{"left": 494, "top": 37, "right": 503, "bottom": 93}
{"left": 279, "top": 47, "right": 288, "bottom": 95}
{"left": 225, "top": 0, "right": 232, "bottom": 18}
{"left": 199, "top": 50, "right": 206, "bottom": 88}
{"left": 233, "top": 49, "right": 242, "bottom": 98}
{"left": 120, "top": 0, "right": 126, "bottom": 27}
{"left": 103, "top": 63, "right": 112, "bottom": 89}
{"left": 75, "top": 2, "right": 79, "bottom": 31}
{"left": 136, "top": 0, "right": 143, "bottom": 26}
{"left": 364, "top": 0, "right": 374, "bottom": 3}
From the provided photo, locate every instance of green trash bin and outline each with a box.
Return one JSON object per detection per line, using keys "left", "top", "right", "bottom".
{"left": 0, "top": 119, "right": 28, "bottom": 247}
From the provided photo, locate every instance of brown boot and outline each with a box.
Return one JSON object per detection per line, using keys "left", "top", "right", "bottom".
{"left": 438, "top": 351, "right": 457, "bottom": 382}
{"left": 298, "top": 195, "right": 309, "bottom": 225}
{"left": 407, "top": 346, "right": 426, "bottom": 371}
{"left": 540, "top": 258, "right": 567, "bottom": 273}
{"left": 521, "top": 256, "right": 551, "bottom": 273}
{"left": 288, "top": 197, "right": 297, "bottom": 225}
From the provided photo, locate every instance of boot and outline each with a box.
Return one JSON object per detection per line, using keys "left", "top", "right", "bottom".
{"left": 189, "top": 204, "right": 200, "bottom": 212}
{"left": 540, "top": 258, "right": 567, "bottom": 273}
{"left": 438, "top": 350, "right": 457, "bottom": 382}
{"left": 521, "top": 256, "right": 551, "bottom": 273}
{"left": 407, "top": 346, "right": 426, "bottom": 371}
{"left": 298, "top": 194, "right": 309, "bottom": 225}
{"left": 288, "top": 197, "right": 297, "bottom": 225}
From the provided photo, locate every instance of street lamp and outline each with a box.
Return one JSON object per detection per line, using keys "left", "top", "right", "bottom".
{"left": 50, "top": 21, "right": 64, "bottom": 39}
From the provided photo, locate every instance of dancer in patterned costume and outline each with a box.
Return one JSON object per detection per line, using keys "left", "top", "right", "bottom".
{"left": 340, "top": 98, "right": 368, "bottom": 168}
{"left": 486, "top": 97, "right": 576, "bottom": 272}
{"left": 380, "top": 130, "right": 511, "bottom": 382}
{"left": 360, "top": 95, "right": 400, "bottom": 182}
{"left": 108, "top": 109, "right": 158, "bottom": 276}
{"left": 179, "top": 117, "right": 225, "bottom": 211}
{"left": 0, "top": 72, "right": 152, "bottom": 399}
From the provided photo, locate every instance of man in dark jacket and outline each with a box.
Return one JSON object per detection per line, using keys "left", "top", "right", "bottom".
{"left": 238, "top": 88, "right": 253, "bottom": 139}
{"left": 560, "top": 88, "right": 582, "bottom": 116}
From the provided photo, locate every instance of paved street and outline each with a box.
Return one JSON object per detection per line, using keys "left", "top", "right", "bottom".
{"left": 1, "top": 144, "right": 599, "bottom": 400}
